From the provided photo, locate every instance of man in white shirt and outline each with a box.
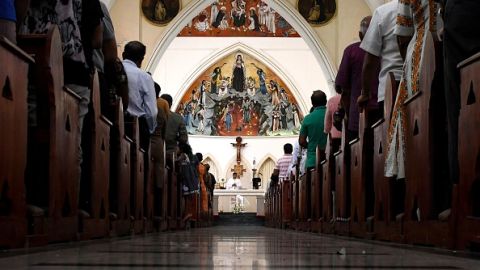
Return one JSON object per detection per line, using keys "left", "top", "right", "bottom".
{"left": 226, "top": 172, "right": 242, "bottom": 190}
{"left": 358, "top": 0, "right": 403, "bottom": 112}
{"left": 122, "top": 41, "right": 158, "bottom": 150}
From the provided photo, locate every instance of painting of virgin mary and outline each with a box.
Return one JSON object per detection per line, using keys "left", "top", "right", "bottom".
{"left": 142, "top": 0, "right": 180, "bottom": 25}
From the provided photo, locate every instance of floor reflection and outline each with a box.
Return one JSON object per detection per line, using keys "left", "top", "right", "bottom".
{"left": 0, "top": 226, "right": 478, "bottom": 269}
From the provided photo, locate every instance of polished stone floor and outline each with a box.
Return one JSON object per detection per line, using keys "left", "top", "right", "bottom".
{"left": 1, "top": 226, "right": 480, "bottom": 269}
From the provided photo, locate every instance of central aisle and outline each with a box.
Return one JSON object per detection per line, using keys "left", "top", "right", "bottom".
{"left": 0, "top": 226, "right": 478, "bottom": 269}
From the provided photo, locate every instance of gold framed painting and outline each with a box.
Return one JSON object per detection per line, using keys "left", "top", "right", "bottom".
{"left": 297, "top": 0, "right": 337, "bottom": 26}
{"left": 142, "top": 0, "right": 180, "bottom": 25}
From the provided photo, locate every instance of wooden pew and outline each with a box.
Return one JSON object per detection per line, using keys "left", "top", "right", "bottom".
{"left": 298, "top": 173, "right": 310, "bottom": 231}
{"left": 124, "top": 116, "right": 146, "bottom": 234}
{"left": 291, "top": 174, "right": 299, "bottom": 230}
{"left": 310, "top": 148, "right": 324, "bottom": 233}
{"left": 153, "top": 141, "right": 169, "bottom": 232}
{"left": 456, "top": 52, "right": 480, "bottom": 250}
{"left": 372, "top": 73, "right": 404, "bottom": 242}
{"left": 321, "top": 138, "right": 335, "bottom": 234}
{"left": 108, "top": 98, "right": 132, "bottom": 236}
{"left": 403, "top": 46, "right": 452, "bottom": 248}
{"left": 144, "top": 150, "right": 154, "bottom": 233}
{"left": 275, "top": 183, "right": 282, "bottom": 228}
{"left": 281, "top": 179, "right": 292, "bottom": 229}
{"left": 18, "top": 27, "right": 81, "bottom": 244}
{"left": 167, "top": 152, "right": 179, "bottom": 229}
{"left": 78, "top": 71, "right": 112, "bottom": 239}
{"left": 349, "top": 109, "right": 375, "bottom": 238}
{"left": 0, "top": 37, "right": 33, "bottom": 248}
{"left": 334, "top": 120, "right": 351, "bottom": 235}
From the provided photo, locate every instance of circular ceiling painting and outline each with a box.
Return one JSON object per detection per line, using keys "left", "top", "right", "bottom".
{"left": 297, "top": 0, "right": 337, "bottom": 26}
{"left": 142, "top": 0, "right": 180, "bottom": 25}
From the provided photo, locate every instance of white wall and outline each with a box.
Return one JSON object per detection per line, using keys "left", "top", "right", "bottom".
{"left": 151, "top": 37, "right": 332, "bottom": 115}
{"left": 189, "top": 136, "right": 297, "bottom": 191}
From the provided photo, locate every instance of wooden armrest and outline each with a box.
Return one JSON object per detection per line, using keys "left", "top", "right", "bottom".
{"left": 403, "top": 91, "right": 422, "bottom": 106}
{"left": 457, "top": 52, "right": 480, "bottom": 69}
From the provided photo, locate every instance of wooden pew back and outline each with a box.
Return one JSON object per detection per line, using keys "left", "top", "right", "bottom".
{"left": 0, "top": 37, "right": 33, "bottom": 248}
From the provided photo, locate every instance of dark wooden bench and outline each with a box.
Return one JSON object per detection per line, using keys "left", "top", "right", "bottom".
{"left": 18, "top": 27, "right": 81, "bottom": 244}
{"left": 0, "top": 37, "right": 33, "bottom": 248}
{"left": 334, "top": 120, "right": 351, "bottom": 235}
{"left": 310, "top": 148, "right": 325, "bottom": 233}
{"left": 79, "top": 71, "right": 112, "bottom": 239}
{"left": 109, "top": 98, "right": 132, "bottom": 236}
{"left": 281, "top": 180, "right": 292, "bottom": 229}
{"left": 291, "top": 173, "right": 300, "bottom": 230}
{"left": 349, "top": 109, "right": 375, "bottom": 238}
{"left": 371, "top": 73, "right": 404, "bottom": 242}
{"left": 456, "top": 52, "right": 480, "bottom": 250}
{"left": 321, "top": 138, "right": 335, "bottom": 234}
{"left": 403, "top": 45, "right": 452, "bottom": 248}
{"left": 124, "top": 116, "right": 145, "bottom": 234}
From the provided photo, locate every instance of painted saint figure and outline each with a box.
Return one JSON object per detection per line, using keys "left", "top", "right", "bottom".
{"left": 252, "top": 63, "right": 267, "bottom": 95}
{"left": 212, "top": 6, "right": 227, "bottom": 28}
{"left": 210, "top": 64, "right": 224, "bottom": 94}
{"left": 269, "top": 80, "right": 280, "bottom": 106}
{"left": 246, "top": 77, "right": 256, "bottom": 97}
{"left": 210, "top": 1, "right": 219, "bottom": 25}
{"left": 292, "top": 105, "right": 301, "bottom": 129}
{"left": 247, "top": 8, "right": 261, "bottom": 31}
{"left": 197, "top": 105, "right": 206, "bottom": 133}
{"left": 232, "top": 54, "right": 246, "bottom": 92}
{"left": 154, "top": 0, "right": 167, "bottom": 21}
{"left": 231, "top": 0, "right": 246, "bottom": 30}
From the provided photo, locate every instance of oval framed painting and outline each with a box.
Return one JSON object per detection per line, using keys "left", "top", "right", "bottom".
{"left": 297, "top": 0, "right": 337, "bottom": 26}
{"left": 142, "top": 0, "right": 180, "bottom": 25}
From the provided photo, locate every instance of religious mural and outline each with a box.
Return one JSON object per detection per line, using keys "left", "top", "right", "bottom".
{"left": 142, "top": 0, "right": 180, "bottom": 25}
{"left": 178, "top": 0, "right": 300, "bottom": 37}
{"left": 175, "top": 51, "right": 303, "bottom": 137}
{"left": 297, "top": 0, "right": 336, "bottom": 25}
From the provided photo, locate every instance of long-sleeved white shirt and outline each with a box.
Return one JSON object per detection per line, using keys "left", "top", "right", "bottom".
{"left": 123, "top": 59, "right": 158, "bottom": 133}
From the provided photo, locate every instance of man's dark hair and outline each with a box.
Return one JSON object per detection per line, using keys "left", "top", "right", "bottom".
{"left": 161, "top": 94, "right": 173, "bottom": 108}
{"left": 195, "top": 153, "right": 203, "bottom": 162}
{"left": 154, "top": 82, "right": 161, "bottom": 97}
{"left": 284, "top": 143, "right": 293, "bottom": 154}
{"left": 311, "top": 90, "right": 327, "bottom": 107}
{"left": 122, "top": 41, "right": 146, "bottom": 63}
{"left": 179, "top": 142, "right": 192, "bottom": 156}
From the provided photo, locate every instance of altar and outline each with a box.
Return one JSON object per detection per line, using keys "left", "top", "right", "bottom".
{"left": 213, "top": 189, "right": 265, "bottom": 216}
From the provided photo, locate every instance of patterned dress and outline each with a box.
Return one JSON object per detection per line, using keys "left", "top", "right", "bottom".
{"left": 385, "top": 0, "right": 438, "bottom": 178}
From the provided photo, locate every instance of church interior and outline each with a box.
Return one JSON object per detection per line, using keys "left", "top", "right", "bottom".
{"left": 1, "top": 0, "right": 480, "bottom": 268}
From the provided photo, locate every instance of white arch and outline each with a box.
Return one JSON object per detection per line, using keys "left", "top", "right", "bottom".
{"left": 257, "top": 155, "right": 277, "bottom": 189}
{"left": 202, "top": 154, "right": 220, "bottom": 179}
{"left": 170, "top": 42, "right": 310, "bottom": 115}
{"left": 145, "top": 0, "right": 337, "bottom": 92}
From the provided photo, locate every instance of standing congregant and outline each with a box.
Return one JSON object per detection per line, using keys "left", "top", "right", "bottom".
{"left": 122, "top": 41, "right": 158, "bottom": 151}
{"left": 358, "top": 0, "right": 403, "bottom": 114}
{"left": 299, "top": 90, "right": 328, "bottom": 171}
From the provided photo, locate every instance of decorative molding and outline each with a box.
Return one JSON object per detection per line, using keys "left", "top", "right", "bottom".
{"left": 145, "top": 0, "right": 337, "bottom": 93}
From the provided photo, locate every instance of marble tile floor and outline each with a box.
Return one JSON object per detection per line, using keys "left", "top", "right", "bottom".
{"left": 0, "top": 226, "right": 479, "bottom": 269}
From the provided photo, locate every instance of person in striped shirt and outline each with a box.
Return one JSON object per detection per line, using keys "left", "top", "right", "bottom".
{"left": 272, "top": 143, "right": 294, "bottom": 183}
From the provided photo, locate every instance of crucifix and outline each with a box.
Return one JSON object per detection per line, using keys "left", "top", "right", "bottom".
{"left": 231, "top": 136, "right": 247, "bottom": 176}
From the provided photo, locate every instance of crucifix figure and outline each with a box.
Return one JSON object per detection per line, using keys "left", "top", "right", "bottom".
{"left": 231, "top": 136, "right": 247, "bottom": 176}
{"left": 231, "top": 136, "right": 246, "bottom": 163}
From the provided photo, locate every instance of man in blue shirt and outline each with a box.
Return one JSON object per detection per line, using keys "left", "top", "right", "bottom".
{"left": 122, "top": 41, "right": 158, "bottom": 151}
